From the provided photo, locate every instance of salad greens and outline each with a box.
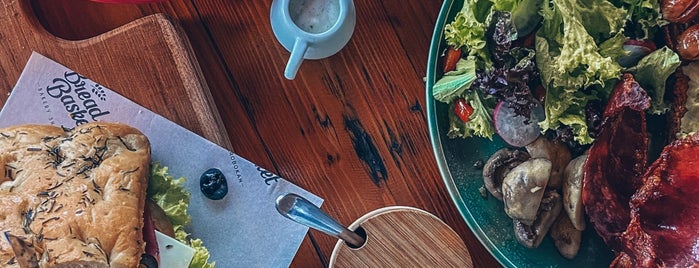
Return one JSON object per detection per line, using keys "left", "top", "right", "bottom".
{"left": 536, "top": 0, "right": 626, "bottom": 144}
{"left": 444, "top": 0, "right": 492, "bottom": 68}
{"left": 614, "top": 0, "right": 666, "bottom": 39}
{"left": 447, "top": 89, "right": 496, "bottom": 139}
{"left": 433, "top": 58, "right": 478, "bottom": 103}
{"left": 149, "top": 163, "right": 215, "bottom": 268}
{"left": 628, "top": 46, "right": 681, "bottom": 114}
{"left": 433, "top": 0, "right": 681, "bottom": 146}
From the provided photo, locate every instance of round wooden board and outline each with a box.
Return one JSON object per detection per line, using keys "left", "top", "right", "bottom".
{"left": 329, "top": 206, "right": 473, "bottom": 267}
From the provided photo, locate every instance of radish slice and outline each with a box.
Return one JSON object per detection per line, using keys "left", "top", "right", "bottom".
{"left": 494, "top": 100, "right": 545, "bottom": 147}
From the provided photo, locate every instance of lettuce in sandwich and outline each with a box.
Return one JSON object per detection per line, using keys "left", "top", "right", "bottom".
{"left": 147, "top": 163, "right": 215, "bottom": 268}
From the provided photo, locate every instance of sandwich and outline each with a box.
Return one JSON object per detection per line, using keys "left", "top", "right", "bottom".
{"left": 0, "top": 122, "right": 212, "bottom": 267}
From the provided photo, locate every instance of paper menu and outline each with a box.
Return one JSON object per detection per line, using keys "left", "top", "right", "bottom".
{"left": 0, "top": 52, "right": 323, "bottom": 267}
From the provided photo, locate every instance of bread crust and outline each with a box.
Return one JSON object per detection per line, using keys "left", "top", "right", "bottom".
{"left": 0, "top": 122, "right": 150, "bottom": 267}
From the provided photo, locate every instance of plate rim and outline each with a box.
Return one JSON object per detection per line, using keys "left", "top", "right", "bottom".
{"left": 424, "top": 0, "right": 514, "bottom": 266}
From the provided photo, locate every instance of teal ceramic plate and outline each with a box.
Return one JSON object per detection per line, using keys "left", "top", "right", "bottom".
{"left": 425, "top": 0, "right": 614, "bottom": 267}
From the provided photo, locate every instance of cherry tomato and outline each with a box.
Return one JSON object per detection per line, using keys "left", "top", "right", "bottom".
{"left": 454, "top": 98, "right": 474, "bottom": 122}
{"left": 443, "top": 46, "right": 462, "bottom": 73}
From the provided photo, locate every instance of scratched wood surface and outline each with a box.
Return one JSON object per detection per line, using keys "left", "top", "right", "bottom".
{"left": 29, "top": 0, "right": 501, "bottom": 267}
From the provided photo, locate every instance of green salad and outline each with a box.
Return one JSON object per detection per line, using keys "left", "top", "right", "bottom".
{"left": 433, "top": 0, "right": 680, "bottom": 147}
{"left": 148, "top": 163, "right": 215, "bottom": 268}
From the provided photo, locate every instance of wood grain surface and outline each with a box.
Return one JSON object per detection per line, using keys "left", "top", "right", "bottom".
{"left": 329, "top": 207, "right": 473, "bottom": 267}
{"left": 23, "top": 0, "right": 502, "bottom": 267}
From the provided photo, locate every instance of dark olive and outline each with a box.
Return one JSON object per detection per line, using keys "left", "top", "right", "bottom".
{"left": 140, "top": 253, "right": 158, "bottom": 268}
{"left": 200, "top": 168, "right": 228, "bottom": 200}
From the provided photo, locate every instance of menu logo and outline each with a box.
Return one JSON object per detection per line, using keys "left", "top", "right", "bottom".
{"left": 257, "top": 166, "right": 280, "bottom": 185}
{"left": 45, "top": 71, "right": 111, "bottom": 126}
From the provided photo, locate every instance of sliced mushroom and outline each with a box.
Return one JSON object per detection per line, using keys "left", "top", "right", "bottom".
{"left": 563, "top": 153, "right": 587, "bottom": 231}
{"left": 550, "top": 212, "right": 582, "bottom": 259}
{"left": 513, "top": 189, "right": 562, "bottom": 248}
{"left": 482, "top": 148, "right": 530, "bottom": 200}
{"left": 525, "top": 136, "right": 571, "bottom": 189}
{"left": 502, "top": 158, "right": 551, "bottom": 225}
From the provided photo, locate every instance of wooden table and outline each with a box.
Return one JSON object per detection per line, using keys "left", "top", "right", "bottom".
{"left": 28, "top": 0, "right": 501, "bottom": 267}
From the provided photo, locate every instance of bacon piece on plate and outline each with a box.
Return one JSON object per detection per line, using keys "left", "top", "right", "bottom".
{"left": 582, "top": 73, "right": 651, "bottom": 251}
{"left": 668, "top": 68, "right": 689, "bottom": 142}
{"left": 612, "top": 133, "right": 699, "bottom": 267}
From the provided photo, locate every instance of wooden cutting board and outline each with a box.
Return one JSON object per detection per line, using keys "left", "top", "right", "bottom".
{"left": 0, "top": 0, "right": 231, "bottom": 148}
{"left": 329, "top": 207, "right": 473, "bottom": 267}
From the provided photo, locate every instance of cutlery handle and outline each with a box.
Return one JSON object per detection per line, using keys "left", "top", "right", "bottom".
{"left": 276, "top": 193, "right": 365, "bottom": 248}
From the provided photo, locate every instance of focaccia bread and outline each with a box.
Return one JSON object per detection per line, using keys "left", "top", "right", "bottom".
{"left": 0, "top": 122, "right": 150, "bottom": 267}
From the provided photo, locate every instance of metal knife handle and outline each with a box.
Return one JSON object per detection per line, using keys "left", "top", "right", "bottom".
{"left": 276, "top": 193, "right": 365, "bottom": 248}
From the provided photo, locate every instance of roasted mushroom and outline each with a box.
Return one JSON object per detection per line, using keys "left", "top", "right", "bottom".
{"left": 550, "top": 212, "right": 582, "bottom": 259}
{"left": 563, "top": 153, "right": 587, "bottom": 231}
{"left": 502, "top": 158, "right": 552, "bottom": 225}
{"left": 513, "top": 190, "right": 562, "bottom": 248}
{"left": 525, "top": 136, "right": 571, "bottom": 189}
{"left": 482, "top": 148, "right": 531, "bottom": 200}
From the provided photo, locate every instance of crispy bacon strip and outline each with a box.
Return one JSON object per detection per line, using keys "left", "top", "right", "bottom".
{"left": 582, "top": 74, "right": 651, "bottom": 251}
{"left": 613, "top": 133, "right": 699, "bottom": 267}
{"left": 668, "top": 68, "right": 689, "bottom": 142}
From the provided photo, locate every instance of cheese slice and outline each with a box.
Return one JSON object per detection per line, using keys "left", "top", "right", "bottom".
{"left": 156, "top": 231, "right": 196, "bottom": 268}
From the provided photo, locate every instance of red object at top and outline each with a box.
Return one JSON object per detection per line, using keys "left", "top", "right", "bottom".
{"left": 88, "top": 0, "right": 166, "bottom": 3}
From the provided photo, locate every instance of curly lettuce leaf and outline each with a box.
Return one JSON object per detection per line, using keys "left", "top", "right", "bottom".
{"left": 148, "top": 164, "right": 191, "bottom": 226}
{"left": 599, "top": 32, "right": 630, "bottom": 62}
{"left": 492, "top": 0, "right": 522, "bottom": 12}
{"left": 447, "top": 89, "right": 496, "bottom": 139}
{"left": 175, "top": 227, "right": 215, "bottom": 268}
{"left": 149, "top": 163, "right": 214, "bottom": 268}
{"left": 509, "top": 0, "right": 543, "bottom": 36}
{"left": 577, "top": 0, "right": 627, "bottom": 41}
{"left": 444, "top": 0, "right": 545, "bottom": 69}
{"left": 444, "top": 0, "right": 492, "bottom": 67}
{"left": 613, "top": 0, "right": 666, "bottom": 39}
{"left": 491, "top": 0, "right": 543, "bottom": 37}
{"left": 535, "top": 0, "right": 625, "bottom": 144}
{"left": 433, "top": 58, "right": 477, "bottom": 103}
{"left": 628, "top": 46, "right": 680, "bottom": 114}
